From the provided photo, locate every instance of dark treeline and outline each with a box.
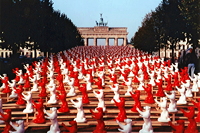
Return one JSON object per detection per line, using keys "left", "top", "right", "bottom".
{"left": 0, "top": 0, "right": 84, "bottom": 55}
{"left": 131, "top": 0, "right": 200, "bottom": 63}
{"left": 0, "top": 0, "right": 84, "bottom": 78}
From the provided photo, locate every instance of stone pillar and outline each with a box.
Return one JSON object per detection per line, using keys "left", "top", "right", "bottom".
{"left": 94, "top": 37, "right": 97, "bottom": 46}
{"left": 106, "top": 38, "right": 109, "bottom": 46}
{"left": 114, "top": 38, "right": 118, "bottom": 46}
{"left": 84, "top": 38, "right": 88, "bottom": 46}
{"left": 123, "top": 37, "right": 127, "bottom": 46}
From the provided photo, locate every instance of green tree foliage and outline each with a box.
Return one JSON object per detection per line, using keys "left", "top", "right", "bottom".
{"left": 159, "top": 0, "right": 186, "bottom": 62}
{"left": 131, "top": 12, "right": 159, "bottom": 53}
{"left": 0, "top": 0, "right": 84, "bottom": 56}
{"left": 179, "top": 0, "right": 200, "bottom": 46}
{"left": 131, "top": 0, "right": 195, "bottom": 63}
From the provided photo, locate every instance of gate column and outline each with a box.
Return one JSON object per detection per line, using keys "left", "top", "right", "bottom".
{"left": 114, "top": 38, "right": 118, "bottom": 46}
{"left": 94, "top": 37, "right": 97, "bottom": 46}
{"left": 106, "top": 38, "right": 109, "bottom": 46}
{"left": 84, "top": 38, "right": 88, "bottom": 46}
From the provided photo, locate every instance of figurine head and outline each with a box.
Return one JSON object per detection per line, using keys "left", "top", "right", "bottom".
{"left": 81, "top": 84, "right": 86, "bottom": 88}
{"left": 76, "top": 97, "right": 82, "bottom": 102}
{"left": 187, "top": 106, "right": 194, "bottom": 110}
{"left": 11, "top": 79, "right": 16, "bottom": 83}
{"left": 124, "top": 119, "right": 132, "bottom": 124}
{"left": 16, "top": 120, "right": 24, "bottom": 125}
{"left": 162, "top": 97, "right": 167, "bottom": 101}
{"left": 38, "top": 98, "right": 43, "bottom": 102}
{"left": 119, "top": 97, "right": 125, "bottom": 102}
{"left": 135, "top": 90, "right": 140, "bottom": 94}
{"left": 170, "top": 90, "right": 175, "bottom": 94}
{"left": 144, "top": 106, "right": 151, "bottom": 110}
{"left": 50, "top": 107, "right": 57, "bottom": 112}
{"left": 5, "top": 109, "right": 11, "bottom": 114}
{"left": 96, "top": 107, "right": 103, "bottom": 112}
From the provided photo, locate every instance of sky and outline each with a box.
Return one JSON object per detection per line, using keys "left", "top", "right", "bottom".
{"left": 52, "top": 0, "right": 162, "bottom": 42}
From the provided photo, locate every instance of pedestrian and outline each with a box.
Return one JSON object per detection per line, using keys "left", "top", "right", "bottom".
{"left": 184, "top": 47, "right": 197, "bottom": 78}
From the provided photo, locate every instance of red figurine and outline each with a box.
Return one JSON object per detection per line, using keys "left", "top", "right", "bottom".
{"left": 1, "top": 75, "right": 11, "bottom": 93}
{"left": 12, "top": 68, "right": 20, "bottom": 82}
{"left": 0, "top": 109, "right": 12, "bottom": 133}
{"left": 90, "top": 107, "right": 107, "bottom": 133}
{"left": 113, "top": 97, "right": 127, "bottom": 122}
{"left": 32, "top": 99, "right": 46, "bottom": 124}
{"left": 155, "top": 79, "right": 165, "bottom": 97}
{"left": 15, "top": 85, "right": 26, "bottom": 105}
{"left": 57, "top": 90, "right": 70, "bottom": 113}
{"left": 164, "top": 74, "right": 173, "bottom": 91}
{"left": 79, "top": 84, "right": 89, "bottom": 104}
{"left": 180, "top": 107, "right": 198, "bottom": 133}
{"left": 191, "top": 98, "right": 200, "bottom": 122}
{"left": 62, "top": 121, "right": 77, "bottom": 133}
{"left": 94, "top": 78, "right": 103, "bottom": 89}
{"left": 172, "top": 72, "right": 180, "bottom": 87}
{"left": 23, "top": 73, "right": 31, "bottom": 89}
{"left": 38, "top": 77, "right": 48, "bottom": 97}
{"left": 130, "top": 90, "right": 142, "bottom": 112}
{"left": 168, "top": 120, "right": 185, "bottom": 133}
{"left": 143, "top": 84, "right": 155, "bottom": 104}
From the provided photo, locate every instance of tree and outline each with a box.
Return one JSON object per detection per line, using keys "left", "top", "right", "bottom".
{"left": 131, "top": 12, "right": 159, "bottom": 53}
{"left": 179, "top": 0, "right": 200, "bottom": 47}
{"left": 0, "top": 0, "right": 84, "bottom": 57}
{"left": 159, "top": 0, "right": 187, "bottom": 63}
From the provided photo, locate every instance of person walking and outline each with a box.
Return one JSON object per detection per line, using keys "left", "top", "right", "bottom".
{"left": 185, "top": 47, "right": 198, "bottom": 78}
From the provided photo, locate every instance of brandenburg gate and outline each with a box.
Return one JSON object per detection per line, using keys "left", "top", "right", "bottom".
{"left": 77, "top": 14, "right": 128, "bottom": 46}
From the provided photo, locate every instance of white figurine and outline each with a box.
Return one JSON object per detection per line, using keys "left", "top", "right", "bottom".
{"left": 93, "top": 89, "right": 106, "bottom": 112}
{"left": 148, "top": 71, "right": 155, "bottom": 87}
{"left": 197, "top": 73, "right": 200, "bottom": 88}
{"left": 44, "top": 107, "right": 60, "bottom": 133}
{"left": 182, "top": 80, "right": 192, "bottom": 97}
{"left": 116, "top": 119, "right": 132, "bottom": 133}
{"left": 165, "top": 91, "right": 177, "bottom": 112}
{"left": 47, "top": 84, "right": 57, "bottom": 104}
{"left": 9, "top": 120, "right": 25, "bottom": 133}
{"left": 29, "top": 75, "right": 38, "bottom": 92}
{"left": 155, "top": 97, "right": 171, "bottom": 122}
{"left": 83, "top": 74, "right": 92, "bottom": 91}
{"left": 110, "top": 84, "right": 120, "bottom": 103}
{"left": 62, "top": 68, "right": 69, "bottom": 83}
{"left": 190, "top": 75, "right": 199, "bottom": 92}
{"left": 22, "top": 91, "right": 33, "bottom": 113}
{"left": 17, "top": 70, "right": 24, "bottom": 85}
{"left": 47, "top": 77, "right": 55, "bottom": 89}
{"left": 155, "top": 69, "right": 162, "bottom": 82}
{"left": 67, "top": 78, "right": 76, "bottom": 96}
{"left": 33, "top": 67, "right": 41, "bottom": 81}
{"left": 0, "top": 74, "right": 7, "bottom": 89}
{"left": 136, "top": 106, "right": 154, "bottom": 133}
{"left": 9, "top": 80, "right": 18, "bottom": 98}
{"left": 137, "top": 75, "right": 145, "bottom": 90}
{"left": 71, "top": 97, "right": 86, "bottom": 123}
{"left": 97, "top": 71, "right": 105, "bottom": 86}
{"left": 176, "top": 85, "right": 187, "bottom": 104}
{"left": 124, "top": 78, "right": 133, "bottom": 96}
